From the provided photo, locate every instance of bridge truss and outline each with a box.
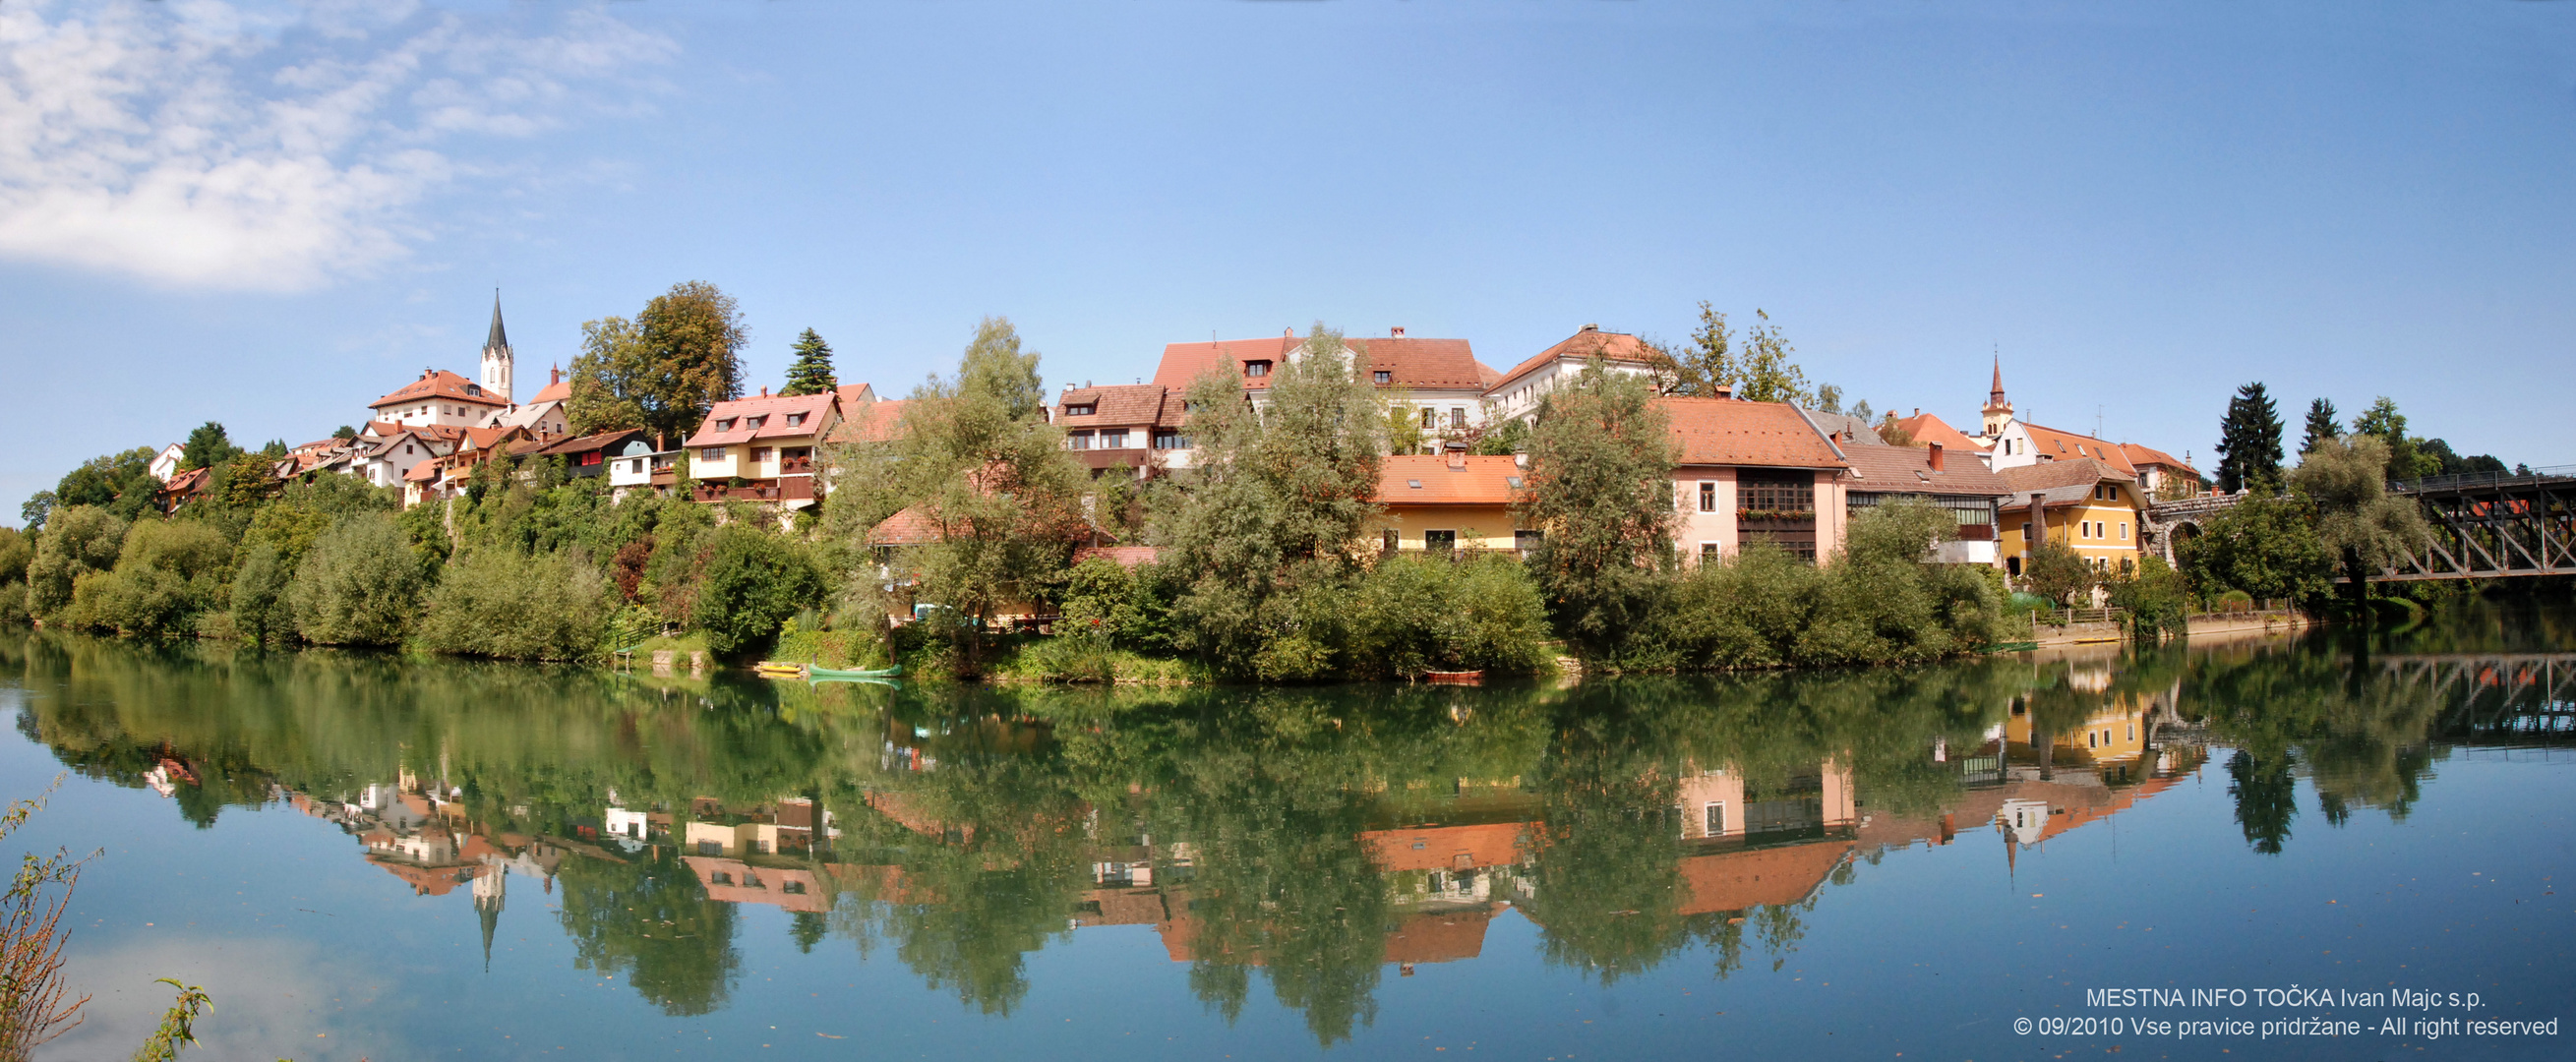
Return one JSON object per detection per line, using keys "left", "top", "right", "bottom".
{"left": 2377, "top": 467, "right": 2575, "bottom": 582}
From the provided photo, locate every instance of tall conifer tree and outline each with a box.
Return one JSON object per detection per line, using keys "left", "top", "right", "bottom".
{"left": 2214, "top": 383, "right": 2284, "bottom": 494}
{"left": 2300, "top": 397, "right": 2340, "bottom": 455}
{"left": 781, "top": 328, "right": 838, "bottom": 396}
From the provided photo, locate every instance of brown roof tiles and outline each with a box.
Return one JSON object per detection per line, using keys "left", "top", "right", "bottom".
{"left": 1658, "top": 396, "right": 1848, "bottom": 469}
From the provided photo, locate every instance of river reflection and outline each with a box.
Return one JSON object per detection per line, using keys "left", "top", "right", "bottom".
{"left": 6, "top": 605, "right": 2574, "bottom": 1055}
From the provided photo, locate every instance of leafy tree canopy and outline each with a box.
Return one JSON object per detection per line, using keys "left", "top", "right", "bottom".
{"left": 569, "top": 280, "right": 749, "bottom": 442}
{"left": 1515, "top": 358, "right": 1676, "bottom": 660}
{"left": 781, "top": 327, "right": 838, "bottom": 396}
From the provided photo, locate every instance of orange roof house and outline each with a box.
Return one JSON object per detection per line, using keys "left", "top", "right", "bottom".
{"left": 1484, "top": 324, "right": 1661, "bottom": 423}
{"left": 1656, "top": 396, "right": 1853, "bottom": 564}
{"left": 1889, "top": 411, "right": 1987, "bottom": 456}
{"left": 1367, "top": 454, "right": 1531, "bottom": 555}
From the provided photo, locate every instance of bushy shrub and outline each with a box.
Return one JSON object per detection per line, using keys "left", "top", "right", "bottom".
{"left": 1345, "top": 554, "right": 1551, "bottom": 678}
{"left": 1055, "top": 556, "right": 1177, "bottom": 653}
{"left": 25, "top": 505, "right": 128, "bottom": 619}
{"left": 290, "top": 513, "right": 429, "bottom": 646}
{"left": 2176, "top": 495, "right": 2334, "bottom": 609}
{"left": 0, "top": 527, "right": 30, "bottom": 587}
{"left": 2109, "top": 557, "right": 2191, "bottom": 640}
{"left": 61, "top": 520, "right": 233, "bottom": 637}
{"left": 416, "top": 549, "right": 615, "bottom": 661}
{"left": 693, "top": 526, "right": 826, "bottom": 656}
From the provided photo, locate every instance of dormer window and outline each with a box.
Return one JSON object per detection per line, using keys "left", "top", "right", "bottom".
{"left": 1243, "top": 361, "right": 1271, "bottom": 378}
{"left": 1065, "top": 403, "right": 1096, "bottom": 417}
{"left": 748, "top": 415, "right": 766, "bottom": 429}
{"left": 717, "top": 418, "right": 736, "bottom": 431}
{"left": 786, "top": 413, "right": 806, "bottom": 427}
{"left": 465, "top": 384, "right": 482, "bottom": 395}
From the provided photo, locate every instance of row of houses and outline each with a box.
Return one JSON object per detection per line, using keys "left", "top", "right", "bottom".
{"left": 149, "top": 300, "right": 2207, "bottom": 580}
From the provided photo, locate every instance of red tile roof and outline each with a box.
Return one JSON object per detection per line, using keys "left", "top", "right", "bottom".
{"left": 1490, "top": 324, "right": 1659, "bottom": 392}
{"left": 2119, "top": 442, "right": 2198, "bottom": 478}
{"left": 1657, "top": 396, "right": 1848, "bottom": 469}
{"left": 867, "top": 504, "right": 942, "bottom": 546}
{"left": 370, "top": 369, "right": 509, "bottom": 411}
{"left": 1377, "top": 455, "right": 1524, "bottom": 505}
{"left": 826, "top": 397, "right": 909, "bottom": 444}
{"left": 684, "top": 391, "right": 837, "bottom": 447}
{"left": 1072, "top": 545, "right": 1161, "bottom": 567}
{"left": 1890, "top": 412, "right": 1985, "bottom": 452}
{"left": 1360, "top": 821, "right": 1529, "bottom": 872}
{"left": 1056, "top": 384, "right": 1172, "bottom": 428}
{"left": 1151, "top": 334, "right": 1301, "bottom": 390}
{"left": 2016, "top": 422, "right": 2137, "bottom": 475}
{"left": 1674, "top": 841, "right": 1852, "bottom": 914}
{"left": 1345, "top": 336, "right": 1497, "bottom": 390}
{"left": 526, "top": 377, "right": 571, "bottom": 405}
{"left": 834, "top": 383, "right": 876, "bottom": 409}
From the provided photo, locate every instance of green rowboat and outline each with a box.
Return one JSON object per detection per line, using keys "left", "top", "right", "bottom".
{"left": 808, "top": 664, "right": 904, "bottom": 680}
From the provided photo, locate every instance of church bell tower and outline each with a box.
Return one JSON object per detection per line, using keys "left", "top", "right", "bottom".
{"left": 1980, "top": 355, "right": 2013, "bottom": 439}
{"left": 480, "top": 291, "right": 514, "bottom": 404}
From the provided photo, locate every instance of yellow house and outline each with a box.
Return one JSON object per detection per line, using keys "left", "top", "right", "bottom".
{"left": 1367, "top": 454, "right": 1535, "bottom": 554}
{"left": 681, "top": 388, "right": 840, "bottom": 509}
{"left": 1996, "top": 457, "right": 2147, "bottom": 579}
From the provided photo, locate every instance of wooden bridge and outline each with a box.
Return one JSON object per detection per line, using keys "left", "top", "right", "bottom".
{"left": 2376, "top": 466, "right": 2575, "bottom": 581}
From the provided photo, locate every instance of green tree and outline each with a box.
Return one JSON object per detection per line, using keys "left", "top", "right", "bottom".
{"left": 2346, "top": 396, "right": 2435, "bottom": 482}
{"left": 1515, "top": 359, "right": 1676, "bottom": 661}
{"left": 569, "top": 280, "right": 749, "bottom": 442}
{"left": 2175, "top": 495, "right": 2334, "bottom": 608}
{"left": 289, "top": 513, "right": 430, "bottom": 646}
{"left": 2021, "top": 540, "right": 2095, "bottom": 607}
{"left": 1155, "top": 324, "right": 1385, "bottom": 678}
{"left": 179, "top": 422, "right": 240, "bottom": 472}
{"left": 2287, "top": 435, "right": 2430, "bottom": 612}
{"left": 557, "top": 852, "right": 741, "bottom": 1017}
{"left": 1733, "top": 309, "right": 1812, "bottom": 405}
{"left": 2213, "top": 382, "right": 2284, "bottom": 494}
{"left": 781, "top": 327, "right": 838, "bottom": 396}
{"left": 694, "top": 525, "right": 827, "bottom": 657}
{"left": 62, "top": 520, "right": 232, "bottom": 637}
{"left": 1813, "top": 383, "right": 1843, "bottom": 416}
{"left": 885, "top": 318, "right": 1089, "bottom": 672}
{"left": 2299, "top": 397, "right": 2339, "bottom": 455}
{"left": 417, "top": 549, "right": 618, "bottom": 660}
{"left": 25, "top": 505, "right": 128, "bottom": 620}
{"left": 1650, "top": 302, "right": 1734, "bottom": 397}
{"left": 48, "top": 448, "right": 161, "bottom": 523}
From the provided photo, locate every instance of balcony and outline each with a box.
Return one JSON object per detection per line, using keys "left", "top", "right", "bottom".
{"left": 693, "top": 480, "right": 783, "bottom": 503}
{"left": 780, "top": 454, "right": 814, "bottom": 474}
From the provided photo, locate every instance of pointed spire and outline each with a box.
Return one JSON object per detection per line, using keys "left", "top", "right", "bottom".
{"left": 479, "top": 887, "right": 500, "bottom": 973}
{"left": 1989, "top": 355, "right": 2005, "bottom": 403}
{"left": 486, "top": 289, "right": 509, "bottom": 352}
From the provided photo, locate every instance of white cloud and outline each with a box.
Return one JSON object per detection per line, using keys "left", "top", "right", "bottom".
{"left": 0, "top": 0, "right": 673, "bottom": 292}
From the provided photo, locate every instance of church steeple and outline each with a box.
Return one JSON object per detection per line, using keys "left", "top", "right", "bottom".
{"left": 480, "top": 290, "right": 514, "bottom": 405}
{"left": 1980, "top": 354, "right": 2013, "bottom": 439}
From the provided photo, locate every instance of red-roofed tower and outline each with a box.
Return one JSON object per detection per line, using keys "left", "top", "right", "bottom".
{"left": 1980, "top": 355, "right": 2013, "bottom": 439}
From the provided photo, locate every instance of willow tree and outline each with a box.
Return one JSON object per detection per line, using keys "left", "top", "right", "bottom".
{"left": 1154, "top": 324, "right": 1385, "bottom": 679}
{"left": 2287, "top": 435, "right": 2430, "bottom": 613}
{"left": 1514, "top": 359, "right": 1677, "bottom": 661}
{"left": 891, "top": 317, "right": 1088, "bottom": 672}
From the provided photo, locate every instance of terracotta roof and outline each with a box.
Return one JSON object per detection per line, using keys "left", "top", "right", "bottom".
{"left": 1675, "top": 841, "right": 1852, "bottom": 914}
{"left": 160, "top": 466, "right": 211, "bottom": 497}
{"left": 1360, "top": 821, "right": 1529, "bottom": 873}
{"left": 826, "top": 397, "right": 909, "bottom": 444}
{"left": 684, "top": 391, "right": 837, "bottom": 447}
{"left": 526, "top": 375, "right": 571, "bottom": 406}
{"left": 404, "top": 461, "right": 441, "bottom": 483}
{"left": 1377, "top": 455, "right": 1524, "bottom": 505}
{"left": 524, "top": 429, "right": 647, "bottom": 458}
{"left": 1490, "top": 324, "right": 1659, "bottom": 393}
{"left": 867, "top": 504, "right": 942, "bottom": 546}
{"left": 370, "top": 369, "right": 509, "bottom": 411}
{"left": 834, "top": 383, "right": 876, "bottom": 408}
{"left": 1657, "top": 396, "right": 1848, "bottom": 469}
{"left": 1839, "top": 444, "right": 2012, "bottom": 497}
{"left": 362, "top": 420, "right": 406, "bottom": 438}
{"left": 1151, "top": 334, "right": 1300, "bottom": 390}
{"left": 1383, "top": 907, "right": 1499, "bottom": 965}
{"left": 2119, "top": 442, "right": 2198, "bottom": 477}
{"left": 1890, "top": 412, "right": 1986, "bottom": 452}
{"left": 1345, "top": 336, "right": 1497, "bottom": 391}
{"left": 1056, "top": 384, "right": 1171, "bottom": 428}
{"left": 1997, "top": 457, "right": 2133, "bottom": 510}
{"left": 1072, "top": 545, "right": 1161, "bottom": 567}
{"left": 2016, "top": 422, "right": 2138, "bottom": 475}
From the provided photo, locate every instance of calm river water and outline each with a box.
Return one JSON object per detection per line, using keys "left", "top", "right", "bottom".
{"left": 6, "top": 605, "right": 2573, "bottom": 1061}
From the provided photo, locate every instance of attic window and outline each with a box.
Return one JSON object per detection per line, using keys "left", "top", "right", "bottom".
{"left": 748, "top": 416, "right": 767, "bottom": 429}
{"left": 1243, "top": 361, "right": 1271, "bottom": 378}
{"left": 786, "top": 413, "right": 806, "bottom": 427}
{"left": 717, "top": 418, "right": 736, "bottom": 431}
{"left": 1373, "top": 371, "right": 1391, "bottom": 384}
{"left": 465, "top": 384, "right": 482, "bottom": 395}
{"left": 1066, "top": 403, "right": 1096, "bottom": 416}
{"left": 1407, "top": 479, "right": 1423, "bottom": 489}
{"left": 1506, "top": 476, "right": 1523, "bottom": 489}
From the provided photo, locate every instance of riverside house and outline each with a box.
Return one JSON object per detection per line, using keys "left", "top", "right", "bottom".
{"left": 1838, "top": 442, "right": 2013, "bottom": 566}
{"left": 1054, "top": 383, "right": 1183, "bottom": 479}
{"left": 682, "top": 389, "right": 838, "bottom": 508}
{"left": 1367, "top": 453, "right": 1536, "bottom": 556}
{"left": 1660, "top": 395, "right": 1853, "bottom": 564}
{"left": 1996, "top": 457, "right": 2147, "bottom": 577}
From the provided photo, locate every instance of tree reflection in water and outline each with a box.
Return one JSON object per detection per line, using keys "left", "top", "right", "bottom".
{"left": 2, "top": 601, "right": 2558, "bottom": 1043}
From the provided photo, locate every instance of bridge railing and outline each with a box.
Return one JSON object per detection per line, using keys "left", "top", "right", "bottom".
{"left": 2391, "top": 464, "right": 2576, "bottom": 495}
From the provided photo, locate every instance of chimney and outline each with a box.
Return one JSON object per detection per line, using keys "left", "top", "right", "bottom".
{"left": 1515, "top": 452, "right": 1528, "bottom": 468}
{"left": 1712, "top": 384, "right": 1734, "bottom": 399}
{"left": 1928, "top": 442, "right": 1946, "bottom": 472}
{"left": 1447, "top": 450, "right": 1467, "bottom": 471}
{"left": 1581, "top": 323, "right": 1598, "bottom": 332}
{"left": 1912, "top": 407, "right": 1921, "bottom": 417}
{"left": 1390, "top": 326, "right": 1406, "bottom": 337}
{"left": 1284, "top": 326, "right": 1294, "bottom": 337}
{"left": 551, "top": 365, "right": 563, "bottom": 385}
{"left": 759, "top": 385, "right": 769, "bottom": 397}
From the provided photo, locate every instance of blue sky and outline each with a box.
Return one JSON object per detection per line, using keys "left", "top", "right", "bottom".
{"left": 3, "top": 0, "right": 2570, "bottom": 521}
